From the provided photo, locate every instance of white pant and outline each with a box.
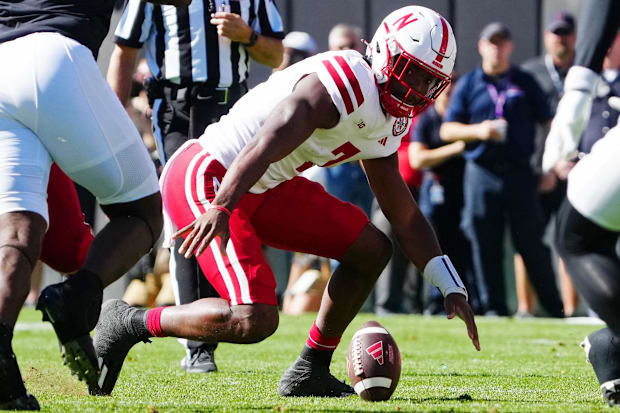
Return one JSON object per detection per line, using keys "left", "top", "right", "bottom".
{"left": 568, "top": 125, "right": 620, "bottom": 231}
{"left": 0, "top": 32, "right": 159, "bottom": 224}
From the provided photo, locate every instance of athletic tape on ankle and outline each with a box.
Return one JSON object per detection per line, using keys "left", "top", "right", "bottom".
{"left": 423, "top": 255, "right": 468, "bottom": 300}
{"left": 146, "top": 307, "right": 166, "bottom": 337}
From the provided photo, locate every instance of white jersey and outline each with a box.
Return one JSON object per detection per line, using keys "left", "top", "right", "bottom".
{"left": 199, "top": 50, "right": 410, "bottom": 193}
{"left": 567, "top": 124, "right": 620, "bottom": 231}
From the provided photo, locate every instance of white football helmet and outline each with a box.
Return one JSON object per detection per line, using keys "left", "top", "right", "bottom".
{"left": 366, "top": 6, "right": 457, "bottom": 118}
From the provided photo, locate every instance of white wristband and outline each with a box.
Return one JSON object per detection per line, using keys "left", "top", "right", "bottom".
{"left": 423, "top": 255, "right": 468, "bottom": 300}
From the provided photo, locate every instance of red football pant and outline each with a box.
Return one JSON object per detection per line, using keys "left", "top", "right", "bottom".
{"left": 40, "top": 163, "right": 94, "bottom": 273}
{"left": 161, "top": 141, "right": 370, "bottom": 306}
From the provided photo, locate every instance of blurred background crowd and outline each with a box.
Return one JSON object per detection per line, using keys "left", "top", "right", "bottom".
{"left": 31, "top": 0, "right": 619, "bottom": 323}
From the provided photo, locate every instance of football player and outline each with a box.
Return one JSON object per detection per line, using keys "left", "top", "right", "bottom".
{"left": 541, "top": 0, "right": 620, "bottom": 406}
{"left": 94, "top": 6, "right": 480, "bottom": 398}
{"left": 0, "top": 0, "right": 188, "bottom": 409}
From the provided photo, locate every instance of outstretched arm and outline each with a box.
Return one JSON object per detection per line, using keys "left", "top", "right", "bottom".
{"left": 174, "top": 73, "right": 339, "bottom": 257}
{"left": 362, "top": 154, "right": 480, "bottom": 350}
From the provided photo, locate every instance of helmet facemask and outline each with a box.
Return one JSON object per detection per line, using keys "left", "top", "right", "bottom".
{"left": 379, "top": 48, "right": 451, "bottom": 118}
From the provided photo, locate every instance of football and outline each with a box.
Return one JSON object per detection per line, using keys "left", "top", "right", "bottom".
{"left": 346, "top": 320, "right": 401, "bottom": 401}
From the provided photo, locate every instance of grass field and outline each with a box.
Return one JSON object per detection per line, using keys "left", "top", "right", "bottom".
{"left": 12, "top": 308, "right": 610, "bottom": 412}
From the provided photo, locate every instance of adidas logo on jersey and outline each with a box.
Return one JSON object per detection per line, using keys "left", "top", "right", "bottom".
{"left": 378, "top": 137, "right": 388, "bottom": 146}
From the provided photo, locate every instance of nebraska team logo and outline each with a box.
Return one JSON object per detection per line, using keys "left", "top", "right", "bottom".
{"left": 366, "top": 341, "right": 384, "bottom": 365}
{"left": 393, "top": 117, "right": 408, "bottom": 136}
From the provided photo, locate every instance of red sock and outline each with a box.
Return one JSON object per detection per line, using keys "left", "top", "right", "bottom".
{"left": 306, "top": 321, "right": 340, "bottom": 351}
{"left": 146, "top": 307, "right": 167, "bottom": 337}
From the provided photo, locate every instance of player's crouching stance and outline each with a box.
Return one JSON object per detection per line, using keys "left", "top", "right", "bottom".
{"left": 93, "top": 6, "right": 480, "bottom": 397}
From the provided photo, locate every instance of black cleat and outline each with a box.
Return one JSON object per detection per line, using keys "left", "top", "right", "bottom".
{"left": 581, "top": 327, "right": 620, "bottom": 406}
{"left": 278, "top": 356, "right": 354, "bottom": 397}
{"left": 0, "top": 325, "right": 40, "bottom": 411}
{"left": 181, "top": 344, "right": 218, "bottom": 373}
{"left": 0, "top": 392, "right": 40, "bottom": 411}
{"left": 93, "top": 300, "right": 151, "bottom": 396}
{"left": 37, "top": 281, "right": 102, "bottom": 391}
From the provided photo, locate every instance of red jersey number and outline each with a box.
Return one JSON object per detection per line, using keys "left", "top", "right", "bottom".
{"left": 295, "top": 142, "right": 361, "bottom": 172}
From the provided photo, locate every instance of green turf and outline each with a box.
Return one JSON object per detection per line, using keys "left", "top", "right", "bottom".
{"left": 11, "top": 308, "right": 609, "bottom": 412}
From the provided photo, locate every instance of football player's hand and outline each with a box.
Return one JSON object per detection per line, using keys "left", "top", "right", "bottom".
{"left": 445, "top": 293, "right": 480, "bottom": 351}
{"left": 173, "top": 208, "right": 230, "bottom": 258}
{"left": 542, "top": 66, "right": 599, "bottom": 173}
{"left": 210, "top": 12, "right": 253, "bottom": 43}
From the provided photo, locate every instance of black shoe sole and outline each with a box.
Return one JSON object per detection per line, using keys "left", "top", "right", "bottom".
{"left": 37, "top": 299, "right": 101, "bottom": 392}
{"left": 91, "top": 357, "right": 121, "bottom": 396}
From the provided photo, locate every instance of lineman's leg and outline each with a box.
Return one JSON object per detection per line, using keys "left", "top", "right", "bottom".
{"left": 0, "top": 117, "right": 50, "bottom": 410}
{"left": 555, "top": 126, "right": 620, "bottom": 405}
{"left": 247, "top": 177, "right": 391, "bottom": 396}
{"left": 93, "top": 149, "right": 279, "bottom": 395}
{"left": 557, "top": 201, "right": 620, "bottom": 405}
{"left": 5, "top": 33, "right": 163, "bottom": 391}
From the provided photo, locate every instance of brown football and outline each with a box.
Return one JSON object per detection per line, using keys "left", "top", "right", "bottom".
{"left": 346, "top": 320, "right": 401, "bottom": 401}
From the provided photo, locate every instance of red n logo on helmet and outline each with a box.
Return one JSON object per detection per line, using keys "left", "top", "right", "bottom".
{"left": 392, "top": 13, "right": 418, "bottom": 31}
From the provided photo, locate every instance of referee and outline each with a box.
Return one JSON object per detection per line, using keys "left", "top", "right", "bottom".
{"left": 108, "top": 0, "right": 283, "bottom": 374}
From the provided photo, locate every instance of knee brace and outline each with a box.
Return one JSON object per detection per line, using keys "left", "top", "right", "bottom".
{"left": 0, "top": 244, "right": 36, "bottom": 272}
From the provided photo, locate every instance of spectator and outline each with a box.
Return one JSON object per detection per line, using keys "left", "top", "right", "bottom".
{"left": 441, "top": 22, "right": 564, "bottom": 317}
{"left": 409, "top": 77, "right": 480, "bottom": 315}
{"left": 108, "top": 0, "right": 284, "bottom": 374}
{"left": 275, "top": 31, "right": 318, "bottom": 72}
{"left": 518, "top": 11, "right": 578, "bottom": 317}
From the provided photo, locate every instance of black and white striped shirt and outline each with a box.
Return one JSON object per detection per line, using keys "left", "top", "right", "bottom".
{"left": 114, "top": 0, "right": 284, "bottom": 87}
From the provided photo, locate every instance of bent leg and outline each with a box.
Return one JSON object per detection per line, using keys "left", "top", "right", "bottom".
{"left": 556, "top": 200, "right": 620, "bottom": 334}
{"left": 316, "top": 223, "right": 392, "bottom": 337}
{"left": 92, "top": 193, "right": 163, "bottom": 287}
{"left": 160, "top": 301, "right": 278, "bottom": 343}
{"left": 0, "top": 212, "right": 46, "bottom": 329}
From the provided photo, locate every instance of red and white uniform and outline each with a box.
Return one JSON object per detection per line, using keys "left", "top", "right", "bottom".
{"left": 41, "top": 164, "right": 94, "bottom": 274}
{"left": 161, "top": 50, "right": 409, "bottom": 306}
{"left": 204, "top": 50, "right": 409, "bottom": 193}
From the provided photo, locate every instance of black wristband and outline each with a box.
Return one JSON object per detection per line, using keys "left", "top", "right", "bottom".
{"left": 243, "top": 30, "right": 258, "bottom": 47}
